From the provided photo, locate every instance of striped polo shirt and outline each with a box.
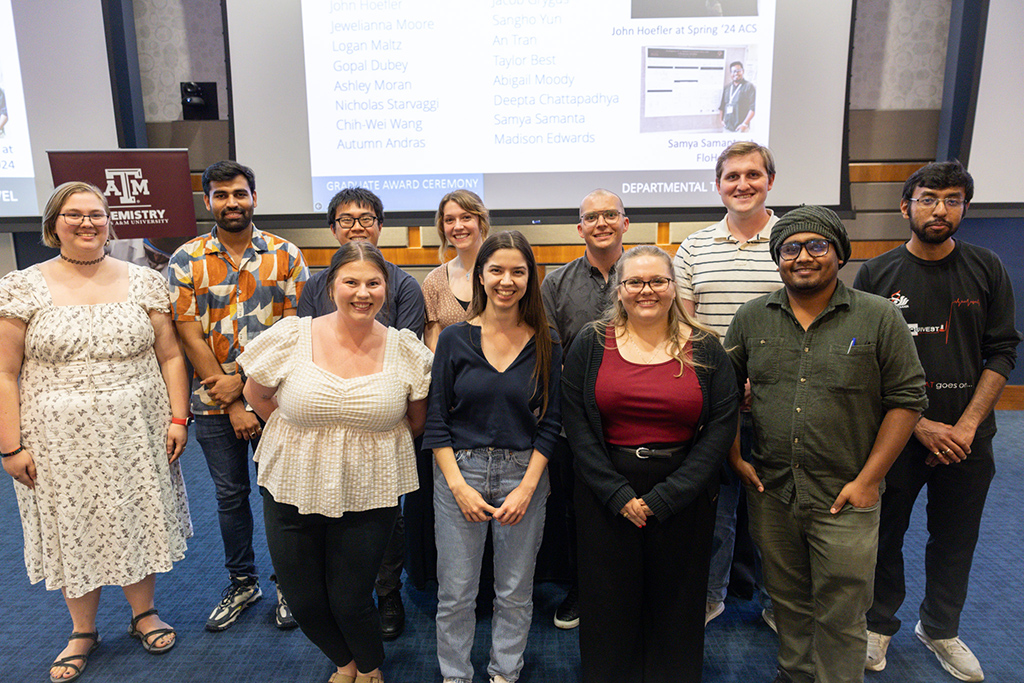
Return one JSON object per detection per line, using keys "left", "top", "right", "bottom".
{"left": 673, "top": 212, "right": 782, "bottom": 337}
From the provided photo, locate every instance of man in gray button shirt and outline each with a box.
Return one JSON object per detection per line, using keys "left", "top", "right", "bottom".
{"left": 724, "top": 206, "right": 928, "bottom": 683}
{"left": 541, "top": 188, "right": 629, "bottom": 629}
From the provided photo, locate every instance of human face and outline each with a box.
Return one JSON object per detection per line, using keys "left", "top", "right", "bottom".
{"left": 902, "top": 186, "right": 967, "bottom": 246}
{"left": 331, "top": 201, "right": 382, "bottom": 246}
{"left": 778, "top": 231, "right": 841, "bottom": 295}
{"left": 618, "top": 254, "right": 676, "bottom": 325}
{"left": 442, "top": 200, "right": 482, "bottom": 253}
{"left": 730, "top": 64, "right": 744, "bottom": 84}
{"left": 716, "top": 152, "right": 774, "bottom": 219}
{"left": 480, "top": 248, "right": 529, "bottom": 312}
{"left": 204, "top": 175, "right": 256, "bottom": 233}
{"left": 55, "top": 192, "right": 109, "bottom": 253}
{"left": 332, "top": 259, "right": 386, "bottom": 323}
{"left": 578, "top": 193, "right": 629, "bottom": 252}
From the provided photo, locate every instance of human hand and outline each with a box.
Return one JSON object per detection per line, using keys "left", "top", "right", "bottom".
{"left": 915, "top": 417, "right": 971, "bottom": 466}
{"left": 830, "top": 479, "right": 879, "bottom": 514}
{"left": 3, "top": 448, "right": 37, "bottom": 489}
{"left": 620, "top": 498, "right": 648, "bottom": 528}
{"left": 166, "top": 423, "right": 188, "bottom": 463}
{"left": 731, "top": 457, "right": 764, "bottom": 492}
{"left": 201, "top": 374, "right": 244, "bottom": 407}
{"left": 227, "top": 404, "right": 261, "bottom": 441}
{"left": 451, "top": 482, "right": 498, "bottom": 522}
{"left": 493, "top": 483, "right": 535, "bottom": 526}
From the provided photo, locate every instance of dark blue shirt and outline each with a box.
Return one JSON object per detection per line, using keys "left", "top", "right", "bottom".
{"left": 423, "top": 322, "right": 562, "bottom": 457}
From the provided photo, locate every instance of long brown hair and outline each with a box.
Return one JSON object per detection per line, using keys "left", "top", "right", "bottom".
{"left": 467, "top": 231, "right": 553, "bottom": 417}
{"left": 434, "top": 189, "right": 491, "bottom": 261}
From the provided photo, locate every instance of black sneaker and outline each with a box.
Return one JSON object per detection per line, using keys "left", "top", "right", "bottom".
{"left": 554, "top": 584, "right": 579, "bottom": 629}
{"left": 275, "top": 585, "right": 298, "bottom": 630}
{"left": 206, "top": 576, "right": 262, "bottom": 632}
{"left": 378, "top": 590, "right": 405, "bottom": 641}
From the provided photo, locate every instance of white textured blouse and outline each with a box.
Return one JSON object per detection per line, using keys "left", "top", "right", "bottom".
{"left": 237, "top": 316, "right": 432, "bottom": 516}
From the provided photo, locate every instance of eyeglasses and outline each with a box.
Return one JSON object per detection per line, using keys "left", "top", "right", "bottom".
{"left": 778, "top": 238, "right": 831, "bottom": 261}
{"left": 333, "top": 214, "right": 378, "bottom": 228}
{"left": 619, "top": 277, "right": 673, "bottom": 293}
{"left": 59, "top": 212, "right": 110, "bottom": 227}
{"left": 580, "top": 210, "right": 622, "bottom": 225}
{"left": 907, "top": 197, "right": 965, "bottom": 210}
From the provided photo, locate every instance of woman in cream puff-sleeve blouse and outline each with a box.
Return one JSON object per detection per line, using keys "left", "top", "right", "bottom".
{"left": 236, "top": 316, "right": 432, "bottom": 515}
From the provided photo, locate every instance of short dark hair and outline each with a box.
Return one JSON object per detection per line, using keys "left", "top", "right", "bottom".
{"left": 730, "top": 61, "right": 744, "bottom": 70}
{"left": 202, "top": 161, "right": 256, "bottom": 195}
{"left": 901, "top": 160, "right": 974, "bottom": 204}
{"left": 327, "top": 187, "right": 385, "bottom": 227}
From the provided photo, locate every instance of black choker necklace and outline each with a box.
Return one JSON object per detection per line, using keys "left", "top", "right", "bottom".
{"left": 60, "top": 252, "right": 106, "bottom": 266}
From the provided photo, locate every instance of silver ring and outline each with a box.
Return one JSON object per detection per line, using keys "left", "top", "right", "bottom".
{"left": 942, "top": 448, "right": 952, "bottom": 454}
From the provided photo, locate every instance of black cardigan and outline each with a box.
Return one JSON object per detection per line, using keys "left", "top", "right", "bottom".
{"left": 561, "top": 324, "right": 739, "bottom": 521}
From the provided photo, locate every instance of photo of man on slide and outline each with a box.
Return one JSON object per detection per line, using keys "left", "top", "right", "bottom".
{"left": 633, "top": 0, "right": 758, "bottom": 18}
{"left": 719, "top": 61, "right": 755, "bottom": 132}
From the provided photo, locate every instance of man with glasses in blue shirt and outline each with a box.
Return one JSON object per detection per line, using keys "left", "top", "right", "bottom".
{"left": 854, "top": 161, "right": 1021, "bottom": 682}
{"left": 297, "top": 187, "right": 425, "bottom": 641}
{"left": 725, "top": 205, "right": 927, "bottom": 683}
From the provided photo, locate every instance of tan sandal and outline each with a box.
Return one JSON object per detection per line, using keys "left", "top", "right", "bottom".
{"left": 354, "top": 675, "right": 383, "bottom": 683}
{"left": 328, "top": 673, "right": 355, "bottom": 683}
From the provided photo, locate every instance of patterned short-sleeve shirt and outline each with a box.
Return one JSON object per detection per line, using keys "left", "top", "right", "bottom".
{"left": 169, "top": 225, "right": 308, "bottom": 414}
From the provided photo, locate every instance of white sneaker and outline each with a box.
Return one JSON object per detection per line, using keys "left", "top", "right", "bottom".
{"left": 705, "top": 601, "right": 725, "bottom": 626}
{"left": 865, "top": 630, "right": 891, "bottom": 671}
{"left": 915, "top": 621, "right": 984, "bottom": 681}
{"left": 490, "top": 677, "right": 510, "bottom": 683}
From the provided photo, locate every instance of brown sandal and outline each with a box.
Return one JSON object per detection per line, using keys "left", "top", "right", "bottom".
{"left": 128, "top": 608, "right": 176, "bottom": 654}
{"left": 49, "top": 631, "right": 100, "bottom": 683}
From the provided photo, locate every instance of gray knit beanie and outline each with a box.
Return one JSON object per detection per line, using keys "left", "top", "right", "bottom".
{"left": 769, "top": 205, "right": 851, "bottom": 268}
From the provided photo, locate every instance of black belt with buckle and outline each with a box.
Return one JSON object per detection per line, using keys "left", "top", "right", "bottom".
{"left": 608, "top": 444, "right": 689, "bottom": 460}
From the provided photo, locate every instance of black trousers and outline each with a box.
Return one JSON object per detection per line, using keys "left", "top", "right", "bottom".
{"left": 576, "top": 449, "right": 717, "bottom": 683}
{"left": 867, "top": 435, "right": 995, "bottom": 639}
{"left": 262, "top": 489, "right": 398, "bottom": 671}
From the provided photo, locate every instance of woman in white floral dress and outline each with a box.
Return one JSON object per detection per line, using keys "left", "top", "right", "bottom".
{"left": 0, "top": 182, "right": 192, "bottom": 683}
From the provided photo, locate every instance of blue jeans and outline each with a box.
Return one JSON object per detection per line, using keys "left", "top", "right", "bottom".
{"left": 195, "top": 414, "right": 259, "bottom": 579}
{"left": 433, "top": 448, "right": 550, "bottom": 683}
{"left": 707, "top": 413, "right": 772, "bottom": 609}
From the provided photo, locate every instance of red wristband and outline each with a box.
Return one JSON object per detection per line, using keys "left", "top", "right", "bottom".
{"left": 171, "top": 417, "right": 189, "bottom": 426}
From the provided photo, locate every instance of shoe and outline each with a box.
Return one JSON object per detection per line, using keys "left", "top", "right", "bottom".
{"left": 128, "top": 608, "right": 176, "bottom": 654}
{"left": 915, "top": 621, "right": 984, "bottom": 681}
{"left": 770, "top": 669, "right": 792, "bottom": 683}
{"left": 49, "top": 631, "right": 100, "bottom": 683}
{"left": 205, "top": 576, "right": 262, "bottom": 632}
{"left": 705, "top": 600, "right": 725, "bottom": 626}
{"left": 490, "top": 676, "right": 511, "bottom": 683}
{"left": 762, "top": 607, "right": 778, "bottom": 634}
{"left": 865, "top": 630, "right": 891, "bottom": 672}
{"left": 328, "top": 674, "right": 355, "bottom": 683}
{"left": 354, "top": 676, "right": 383, "bottom": 683}
{"left": 554, "top": 584, "right": 580, "bottom": 629}
{"left": 275, "top": 585, "right": 298, "bottom": 629}
{"left": 378, "top": 590, "right": 405, "bottom": 641}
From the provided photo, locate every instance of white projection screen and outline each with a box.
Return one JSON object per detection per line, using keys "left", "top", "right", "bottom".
{"left": 1, "top": 0, "right": 119, "bottom": 218}
{"left": 966, "top": 0, "right": 1022, "bottom": 206}
{"left": 227, "top": 0, "right": 855, "bottom": 220}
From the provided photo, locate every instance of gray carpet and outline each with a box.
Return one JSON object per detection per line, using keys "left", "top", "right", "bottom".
{"left": 2, "top": 413, "right": 1022, "bottom": 682}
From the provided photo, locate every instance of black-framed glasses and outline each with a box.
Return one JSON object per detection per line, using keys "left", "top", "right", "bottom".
{"left": 59, "top": 212, "right": 110, "bottom": 227}
{"left": 907, "top": 197, "right": 965, "bottom": 210}
{"left": 580, "top": 210, "right": 622, "bottom": 225}
{"left": 333, "top": 214, "right": 378, "bottom": 228}
{"left": 619, "top": 277, "right": 673, "bottom": 293}
{"left": 779, "top": 238, "right": 831, "bottom": 261}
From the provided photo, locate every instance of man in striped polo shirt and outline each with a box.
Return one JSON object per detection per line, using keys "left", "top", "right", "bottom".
{"left": 673, "top": 141, "right": 782, "bottom": 629}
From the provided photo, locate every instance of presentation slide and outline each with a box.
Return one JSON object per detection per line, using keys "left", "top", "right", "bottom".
{"left": 227, "top": 0, "right": 852, "bottom": 218}
{"left": 0, "top": 0, "right": 37, "bottom": 216}
{"left": 301, "top": 0, "right": 775, "bottom": 212}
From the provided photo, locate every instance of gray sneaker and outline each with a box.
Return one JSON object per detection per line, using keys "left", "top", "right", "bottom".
{"left": 206, "top": 576, "right": 262, "bottom": 631}
{"left": 762, "top": 608, "right": 778, "bottom": 634}
{"left": 705, "top": 601, "right": 725, "bottom": 626}
{"left": 865, "top": 630, "right": 891, "bottom": 671}
{"left": 915, "top": 621, "right": 984, "bottom": 681}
